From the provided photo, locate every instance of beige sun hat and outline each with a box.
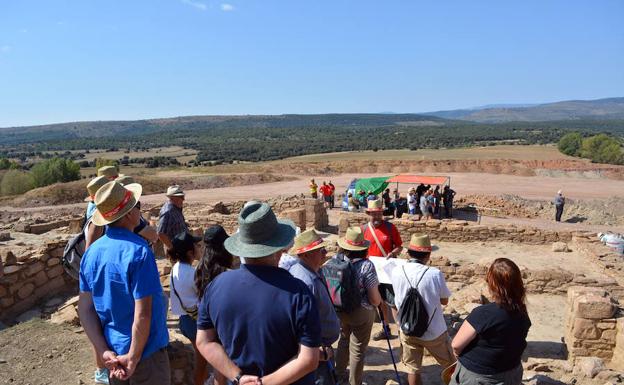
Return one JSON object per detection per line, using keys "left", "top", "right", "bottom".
{"left": 365, "top": 199, "right": 384, "bottom": 213}
{"left": 408, "top": 233, "right": 433, "bottom": 252}
{"left": 84, "top": 176, "right": 109, "bottom": 202}
{"left": 166, "top": 185, "right": 185, "bottom": 197}
{"left": 97, "top": 165, "right": 119, "bottom": 179}
{"left": 337, "top": 226, "right": 370, "bottom": 251}
{"left": 91, "top": 181, "right": 142, "bottom": 226}
{"left": 116, "top": 175, "right": 136, "bottom": 186}
{"left": 291, "top": 228, "right": 327, "bottom": 255}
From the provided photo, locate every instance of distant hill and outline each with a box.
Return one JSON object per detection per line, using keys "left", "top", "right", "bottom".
{"left": 425, "top": 97, "right": 624, "bottom": 123}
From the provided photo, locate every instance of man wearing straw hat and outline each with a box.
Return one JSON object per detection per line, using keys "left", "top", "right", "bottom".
{"left": 78, "top": 181, "right": 170, "bottom": 385}
{"left": 289, "top": 229, "right": 340, "bottom": 385}
{"left": 390, "top": 234, "right": 454, "bottom": 385}
{"left": 196, "top": 202, "right": 321, "bottom": 385}
{"left": 97, "top": 165, "right": 119, "bottom": 181}
{"left": 157, "top": 185, "right": 188, "bottom": 252}
{"left": 362, "top": 199, "right": 403, "bottom": 341}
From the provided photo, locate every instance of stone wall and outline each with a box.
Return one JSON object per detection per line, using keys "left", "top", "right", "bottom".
{"left": 0, "top": 240, "right": 75, "bottom": 322}
{"left": 305, "top": 198, "right": 329, "bottom": 231}
{"left": 611, "top": 317, "right": 624, "bottom": 371}
{"left": 338, "top": 212, "right": 581, "bottom": 244}
{"left": 565, "top": 286, "right": 619, "bottom": 361}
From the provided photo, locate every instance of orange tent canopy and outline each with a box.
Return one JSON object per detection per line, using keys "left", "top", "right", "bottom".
{"left": 386, "top": 174, "right": 449, "bottom": 186}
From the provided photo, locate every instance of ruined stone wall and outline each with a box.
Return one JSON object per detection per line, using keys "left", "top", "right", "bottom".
{"left": 305, "top": 198, "right": 329, "bottom": 231}
{"left": 0, "top": 240, "right": 75, "bottom": 321}
{"left": 338, "top": 212, "right": 579, "bottom": 244}
{"left": 565, "top": 286, "right": 619, "bottom": 361}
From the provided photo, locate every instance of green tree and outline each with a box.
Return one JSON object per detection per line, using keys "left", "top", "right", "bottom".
{"left": 30, "top": 157, "right": 81, "bottom": 187}
{"left": 558, "top": 132, "right": 583, "bottom": 156}
{"left": 580, "top": 134, "right": 624, "bottom": 164}
{"left": 0, "top": 170, "right": 35, "bottom": 195}
{"left": 95, "top": 158, "right": 119, "bottom": 170}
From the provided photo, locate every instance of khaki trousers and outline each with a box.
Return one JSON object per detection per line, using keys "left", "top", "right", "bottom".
{"left": 335, "top": 306, "right": 375, "bottom": 385}
{"left": 110, "top": 348, "right": 170, "bottom": 385}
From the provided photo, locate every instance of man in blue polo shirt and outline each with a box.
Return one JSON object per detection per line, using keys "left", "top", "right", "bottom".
{"left": 196, "top": 202, "right": 321, "bottom": 385}
{"left": 78, "top": 181, "right": 169, "bottom": 385}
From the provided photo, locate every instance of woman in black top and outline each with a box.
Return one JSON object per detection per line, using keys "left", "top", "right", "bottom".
{"left": 450, "top": 258, "right": 531, "bottom": 385}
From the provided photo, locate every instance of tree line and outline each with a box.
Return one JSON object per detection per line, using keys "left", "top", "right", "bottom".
{"left": 558, "top": 132, "right": 624, "bottom": 164}
{"left": 0, "top": 157, "right": 81, "bottom": 196}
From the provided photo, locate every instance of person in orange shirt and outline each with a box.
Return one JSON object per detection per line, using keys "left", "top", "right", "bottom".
{"left": 320, "top": 181, "right": 332, "bottom": 208}
{"left": 361, "top": 199, "right": 403, "bottom": 341}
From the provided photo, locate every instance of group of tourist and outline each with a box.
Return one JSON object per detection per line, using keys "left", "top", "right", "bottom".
{"left": 310, "top": 179, "right": 337, "bottom": 209}
{"left": 75, "top": 166, "right": 531, "bottom": 385}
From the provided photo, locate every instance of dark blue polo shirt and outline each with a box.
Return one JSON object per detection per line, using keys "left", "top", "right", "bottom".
{"left": 197, "top": 264, "right": 321, "bottom": 385}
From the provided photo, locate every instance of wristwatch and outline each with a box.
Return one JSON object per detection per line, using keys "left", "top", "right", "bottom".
{"left": 232, "top": 372, "right": 242, "bottom": 385}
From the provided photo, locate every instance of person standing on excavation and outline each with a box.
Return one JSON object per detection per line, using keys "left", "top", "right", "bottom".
{"left": 554, "top": 190, "right": 565, "bottom": 222}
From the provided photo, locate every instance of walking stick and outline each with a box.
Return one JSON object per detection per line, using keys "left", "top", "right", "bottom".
{"left": 378, "top": 307, "right": 403, "bottom": 385}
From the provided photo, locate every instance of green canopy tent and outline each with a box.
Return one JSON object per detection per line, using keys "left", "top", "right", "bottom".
{"left": 354, "top": 176, "right": 391, "bottom": 196}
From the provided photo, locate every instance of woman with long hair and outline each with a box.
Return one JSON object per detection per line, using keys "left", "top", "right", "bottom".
{"left": 450, "top": 258, "right": 531, "bottom": 385}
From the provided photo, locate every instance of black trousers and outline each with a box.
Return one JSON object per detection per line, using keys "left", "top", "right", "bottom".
{"left": 555, "top": 205, "right": 564, "bottom": 222}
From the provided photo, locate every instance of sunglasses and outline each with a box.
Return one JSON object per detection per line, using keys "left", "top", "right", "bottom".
{"left": 135, "top": 201, "right": 141, "bottom": 210}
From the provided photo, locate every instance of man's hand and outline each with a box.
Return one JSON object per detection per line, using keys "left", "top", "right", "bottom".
{"left": 102, "top": 350, "right": 120, "bottom": 371}
{"left": 110, "top": 353, "right": 139, "bottom": 380}
{"left": 240, "top": 375, "right": 261, "bottom": 384}
{"left": 318, "top": 347, "right": 334, "bottom": 362}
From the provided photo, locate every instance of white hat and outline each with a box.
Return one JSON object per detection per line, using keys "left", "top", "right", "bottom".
{"left": 166, "top": 185, "right": 185, "bottom": 197}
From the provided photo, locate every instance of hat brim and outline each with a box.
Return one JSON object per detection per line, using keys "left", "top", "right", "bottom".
{"left": 365, "top": 208, "right": 384, "bottom": 213}
{"left": 167, "top": 193, "right": 185, "bottom": 197}
{"left": 337, "top": 238, "right": 370, "bottom": 251}
{"left": 291, "top": 240, "right": 328, "bottom": 255}
{"left": 224, "top": 219, "right": 296, "bottom": 259}
{"left": 84, "top": 196, "right": 93, "bottom": 202}
{"left": 407, "top": 244, "right": 439, "bottom": 252}
{"left": 91, "top": 184, "right": 143, "bottom": 226}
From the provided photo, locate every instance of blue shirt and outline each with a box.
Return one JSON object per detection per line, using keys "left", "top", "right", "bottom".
{"left": 79, "top": 227, "right": 168, "bottom": 360}
{"left": 86, "top": 201, "right": 97, "bottom": 220}
{"left": 197, "top": 264, "right": 321, "bottom": 385}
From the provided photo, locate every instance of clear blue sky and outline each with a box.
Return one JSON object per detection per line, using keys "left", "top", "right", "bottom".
{"left": 0, "top": 0, "right": 623, "bottom": 127}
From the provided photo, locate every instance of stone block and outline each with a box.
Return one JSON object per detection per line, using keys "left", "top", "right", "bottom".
{"left": 17, "top": 283, "right": 35, "bottom": 299}
{"left": 50, "top": 304, "right": 79, "bottom": 325}
{"left": 601, "top": 329, "right": 616, "bottom": 341}
{"left": 33, "top": 276, "right": 67, "bottom": 298}
{"left": 0, "top": 297, "right": 14, "bottom": 308}
{"left": 0, "top": 285, "right": 6, "bottom": 297}
{"left": 3, "top": 264, "right": 23, "bottom": 275}
{"left": 573, "top": 318, "right": 601, "bottom": 339}
{"left": 573, "top": 357, "right": 604, "bottom": 378}
{"left": 25, "top": 261, "right": 45, "bottom": 277}
{"left": 46, "top": 258, "right": 61, "bottom": 267}
{"left": 552, "top": 242, "right": 569, "bottom": 252}
{"left": 1, "top": 250, "right": 16, "bottom": 265}
{"left": 49, "top": 248, "right": 64, "bottom": 258}
{"left": 574, "top": 294, "right": 616, "bottom": 320}
{"left": 33, "top": 270, "right": 48, "bottom": 286}
{"left": 567, "top": 286, "right": 608, "bottom": 304}
{"left": 46, "top": 265, "right": 64, "bottom": 279}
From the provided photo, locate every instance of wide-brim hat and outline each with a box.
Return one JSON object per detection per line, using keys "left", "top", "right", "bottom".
{"left": 91, "top": 181, "right": 142, "bottom": 226}
{"left": 366, "top": 199, "right": 384, "bottom": 213}
{"left": 84, "top": 176, "right": 109, "bottom": 202}
{"left": 408, "top": 233, "right": 433, "bottom": 252}
{"left": 97, "top": 165, "right": 119, "bottom": 179}
{"left": 224, "top": 202, "right": 296, "bottom": 259}
{"left": 291, "top": 228, "right": 327, "bottom": 255}
{"left": 116, "top": 174, "right": 136, "bottom": 186}
{"left": 166, "top": 185, "right": 185, "bottom": 197}
{"left": 337, "top": 226, "right": 370, "bottom": 251}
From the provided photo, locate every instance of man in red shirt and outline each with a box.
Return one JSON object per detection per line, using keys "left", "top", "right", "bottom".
{"left": 328, "top": 181, "right": 336, "bottom": 209}
{"left": 319, "top": 181, "right": 332, "bottom": 209}
{"left": 361, "top": 199, "right": 403, "bottom": 340}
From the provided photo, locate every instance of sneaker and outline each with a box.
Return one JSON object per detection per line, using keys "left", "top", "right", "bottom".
{"left": 371, "top": 329, "right": 387, "bottom": 341}
{"left": 94, "top": 368, "right": 110, "bottom": 384}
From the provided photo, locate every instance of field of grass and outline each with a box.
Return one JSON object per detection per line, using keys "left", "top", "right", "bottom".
{"left": 272, "top": 144, "right": 572, "bottom": 163}
{"left": 41, "top": 146, "right": 198, "bottom": 163}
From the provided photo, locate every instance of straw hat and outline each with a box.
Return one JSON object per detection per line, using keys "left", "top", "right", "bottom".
{"left": 166, "top": 185, "right": 185, "bottom": 197}
{"left": 84, "top": 176, "right": 109, "bottom": 202}
{"left": 337, "top": 227, "right": 370, "bottom": 251}
{"left": 97, "top": 166, "right": 119, "bottom": 179}
{"left": 91, "top": 181, "right": 142, "bottom": 226}
{"left": 224, "top": 202, "right": 296, "bottom": 259}
{"left": 408, "top": 233, "right": 433, "bottom": 252}
{"left": 291, "top": 228, "right": 327, "bottom": 255}
{"left": 366, "top": 199, "right": 384, "bottom": 213}
{"left": 116, "top": 175, "right": 136, "bottom": 186}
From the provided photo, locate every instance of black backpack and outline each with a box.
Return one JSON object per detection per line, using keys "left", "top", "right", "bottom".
{"left": 397, "top": 266, "right": 436, "bottom": 337}
{"left": 62, "top": 216, "right": 90, "bottom": 281}
{"left": 322, "top": 255, "right": 362, "bottom": 313}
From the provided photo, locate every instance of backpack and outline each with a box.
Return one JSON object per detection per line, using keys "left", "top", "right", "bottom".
{"left": 62, "top": 216, "right": 90, "bottom": 281}
{"left": 397, "top": 266, "right": 436, "bottom": 337}
{"left": 321, "top": 255, "right": 363, "bottom": 313}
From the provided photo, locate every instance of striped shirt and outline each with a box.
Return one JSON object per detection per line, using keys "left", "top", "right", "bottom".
{"left": 157, "top": 201, "right": 188, "bottom": 241}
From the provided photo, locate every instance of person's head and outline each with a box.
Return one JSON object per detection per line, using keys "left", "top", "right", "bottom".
{"left": 292, "top": 229, "right": 328, "bottom": 271}
{"left": 486, "top": 258, "right": 527, "bottom": 314}
{"left": 323, "top": 181, "right": 327, "bottom": 185}
{"left": 348, "top": 193, "right": 352, "bottom": 198}
{"left": 85, "top": 176, "right": 109, "bottom": 203}
{"left": 311, "top": 179, "right": 315, "bottom": 183}
{"left": 168, "top": 231, "right": 203, "bottom": 264}
{"left": 224, "top": 202, "right": 295, "bottom": 267}
{"left": 385, "top": 188, "right": 389, "bottom": 193}
{"left": 166, "top": 185, "right": 185, "bottom": 208}
{"left": 97, "top": 165, "right": 119, "bottom": 181}
{"left": 91, "top": 181, "right": 142, "bottom": 230}
{"left": 557, "top": 190, "right": 563, "bottom": 196}
{"left": 195, "top": 225, "right": 233, "bottom": 297}
{"left": 434, "top": 186, "right": 439, "bottom": 192}
{"left": 443, "top": 185, "right": 449, "bottom": 192}
{"left": 338, "top": 226, "right": 369, "bottom": 259}
{"left": 365, "top": 199, "right": 384, "bottom": 226}
{"left": 407, "top": 234, "right": 432, "bottom": 262}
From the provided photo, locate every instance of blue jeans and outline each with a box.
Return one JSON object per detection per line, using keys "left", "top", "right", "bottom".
{"left": 178, "top": 314, "right": 197, "bottom": 343}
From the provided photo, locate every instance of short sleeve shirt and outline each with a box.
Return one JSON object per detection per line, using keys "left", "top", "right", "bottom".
{"left": 289, "top": 261, "right": 341, "bottom": 346}
{"left": 170, "top": 262, "right": 199, "bottom": 316}
{"left": 459, "top": 303, "right": 531, "bottom": 374}
{"left": 334, "top": 255, "right": 379, "bottom": 309}
{"left": 363, "top": 222, "right": 403, "bottom": 258}
{"left": 157, "top": 201, "right": 188, "bottom": 240}
{"left": 391, "top": 261, "right": 451, "bottom": 341}
{"left": 197, "top": 265, "right": 321, "bottom": 385}
{"left": 79, "top": 227, "right": 168, "bottom": 359}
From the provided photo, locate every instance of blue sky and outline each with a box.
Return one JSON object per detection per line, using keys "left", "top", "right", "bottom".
{"left": 0, "top": 0, "right": 623, "bottom": 127}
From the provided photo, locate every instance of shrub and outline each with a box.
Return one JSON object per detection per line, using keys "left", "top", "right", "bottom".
{"left": 95, "top": 158, "right": 119, "bottom": 170}
{"left": 557, "top": 132, "right": 582, "bottom": 156}
{"left": 30, "top": 157, "right": 81, "bottom": 188}
{"left": 0, "top": 170, "right": 35, "bottom": 195}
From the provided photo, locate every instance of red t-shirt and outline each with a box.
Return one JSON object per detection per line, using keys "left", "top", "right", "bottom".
{"left": 362, "top": 221, "right": 403, "bottom": 258}
{"left": 320, "top": 185, "right": 332, "bottom": 197}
